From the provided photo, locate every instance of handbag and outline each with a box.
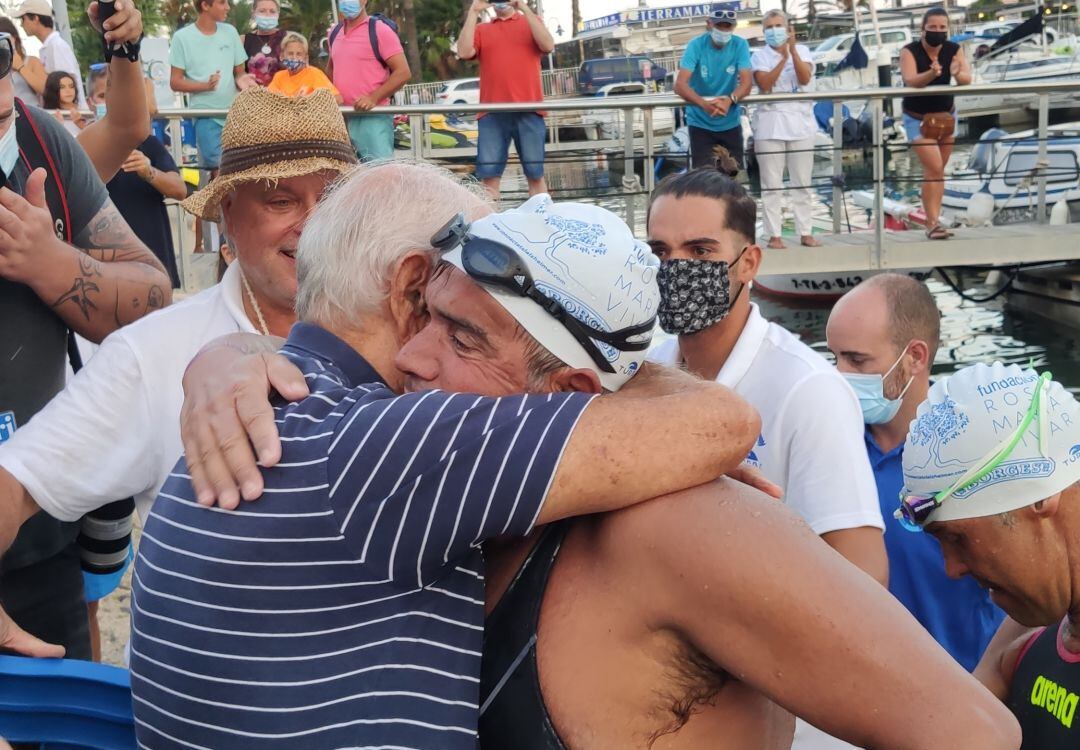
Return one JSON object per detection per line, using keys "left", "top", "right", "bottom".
{"left": 919, "top": 111, "right": 955, "bottom": 141}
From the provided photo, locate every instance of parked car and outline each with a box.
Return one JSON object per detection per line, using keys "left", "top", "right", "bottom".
{"left": 578, "top": 56, "right": 667, "bottom": 96}
{"left": 435, "top": 77, "right": 480, "bottom": 106}
{"left": 812, "top": 27, "right": 913, "bottom": 72}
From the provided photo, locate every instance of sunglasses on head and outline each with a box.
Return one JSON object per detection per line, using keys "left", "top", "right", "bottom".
{"left": 710, "top": 10, "right": 737, "bottom": 23}
{"left": 431, "top": 214, "right": 654, "bottom": 375}
{"left": 0, "top": 34, "right": 13, "bottom": 81}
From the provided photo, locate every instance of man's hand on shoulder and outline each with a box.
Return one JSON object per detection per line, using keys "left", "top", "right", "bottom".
{"left": 180, "top": 333, "right": 307, "bottom": 508}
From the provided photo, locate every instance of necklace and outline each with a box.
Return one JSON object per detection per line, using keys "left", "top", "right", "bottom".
{"left": 240, "top": 271, "right": 270, "bottom": 335}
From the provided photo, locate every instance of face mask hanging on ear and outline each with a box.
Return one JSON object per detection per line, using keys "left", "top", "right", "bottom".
{"left": 843, "top": 349, "right": 915, "bottom": 425}
{"left": 0, "top": 118, "right": 19, "bottom": 181}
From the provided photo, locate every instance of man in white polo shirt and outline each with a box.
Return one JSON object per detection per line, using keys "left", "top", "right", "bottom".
{"left": 13, "top": 0, "right": 87, "bottom": 108}
{"left": 646, "top": 168, "right": 884, "bottom": 750}
{"left": 0, "top": 88, "right": 357, "bottom": 571}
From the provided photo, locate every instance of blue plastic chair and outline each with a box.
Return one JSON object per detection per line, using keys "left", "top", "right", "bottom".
{"left": 0, "top": 656, "right": 135, "bottom": 750}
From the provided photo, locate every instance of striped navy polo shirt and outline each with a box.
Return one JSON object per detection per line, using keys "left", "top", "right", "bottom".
{"left": 130, "top": 322, "right": 593, "bottom": 749}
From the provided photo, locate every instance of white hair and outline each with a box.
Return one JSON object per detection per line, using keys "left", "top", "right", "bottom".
{"left": 763, "top": 9, "right": 787, "bottom": 23}
{"left": 296, "top": 160, "right": 492, "bottom": 327}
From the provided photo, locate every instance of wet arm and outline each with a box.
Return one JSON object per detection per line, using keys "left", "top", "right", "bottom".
{"left": 974, "top": 617, "right": 1041, "bottom": 701}
{"left": 821, "top": 526, "right": 888, "bottom": 587}
{"left": 626, "top": 480, "right": 1020, "bottom": 750}
{"left": 537, "top": 363, "right": 760, "bottom": 524}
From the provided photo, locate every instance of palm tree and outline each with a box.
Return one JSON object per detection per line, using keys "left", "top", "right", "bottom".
{"left": 229, "top": 0, "right": 254, "bottom": 35}
{"left": 399, "top": 0, "right": 423, "bottom": 80}
{"left": 570, "top": 0, "right": 580, "bottom": 36}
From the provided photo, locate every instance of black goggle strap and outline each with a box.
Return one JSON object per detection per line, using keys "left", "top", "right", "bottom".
{"left": 0, "top": 35, "right": 12, "bottom": 79}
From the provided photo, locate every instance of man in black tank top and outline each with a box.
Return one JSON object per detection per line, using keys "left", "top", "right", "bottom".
{"left": 897, "top": 363, "right": 1080, "bottom": 749}
{"left": 899, "top": 7, "right": 971, "bottom": 240}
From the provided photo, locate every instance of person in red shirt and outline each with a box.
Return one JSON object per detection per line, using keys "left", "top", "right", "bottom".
{"left": 458, "top": 0, "right": 553, "bottom": 202}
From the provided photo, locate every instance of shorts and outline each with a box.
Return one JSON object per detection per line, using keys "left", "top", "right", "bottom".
{"left": 689, "top": 124, "right": 745, "bottom": 171}
{"left": 194, "top": 117, "right": 224, "bottom": 169}
{"left": 476, "top": 112, "right": 546, "bottom": 180}
{"left": 348, "top": 114, "right": 395, "bottom": 161}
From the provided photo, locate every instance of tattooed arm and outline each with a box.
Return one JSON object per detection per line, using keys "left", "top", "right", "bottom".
{"left": 0, "top": 169, "right": 171, "bottom": 343}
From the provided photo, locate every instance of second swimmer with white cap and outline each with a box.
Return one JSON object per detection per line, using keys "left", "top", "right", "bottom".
{"left": 397, "top": 194, "right": 1019, "bottom": 750}
{"left": 900, "top": 361, "right": 1080, "bottom": 749}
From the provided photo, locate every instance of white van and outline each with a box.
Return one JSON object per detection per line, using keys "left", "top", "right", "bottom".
{"left": 812, "top": 28, "right": 913, "bottom": 72}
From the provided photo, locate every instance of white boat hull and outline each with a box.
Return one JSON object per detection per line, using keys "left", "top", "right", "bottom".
{"left": 755, "top": 268, "right": 933, "bottom": 301}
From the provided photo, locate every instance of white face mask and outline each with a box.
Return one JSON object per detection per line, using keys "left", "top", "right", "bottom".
{"left": 0, "top": 118, "right": 19, "bottom": 179}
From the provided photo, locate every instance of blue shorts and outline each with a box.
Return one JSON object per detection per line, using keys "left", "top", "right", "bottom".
{"left": 476, "top": 112, "right": 546, "bottom": 180}
{"left": 348, "top": 114, "right": 395, "bottom": 161}
{"left": 194, "top": 117, "right": 224, "bottom": 169}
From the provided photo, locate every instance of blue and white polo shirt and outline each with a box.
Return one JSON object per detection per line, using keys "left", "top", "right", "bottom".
{"left": 130, "top": 322, "right": 594, "bottom": 749}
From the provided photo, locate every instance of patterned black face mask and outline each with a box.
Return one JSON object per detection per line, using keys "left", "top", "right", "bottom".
{"left": 656, "top": 250, "right": 746, "bottom": 335}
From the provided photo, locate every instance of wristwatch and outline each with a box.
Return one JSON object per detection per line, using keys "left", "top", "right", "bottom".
{"left": 730, "top": 93, "right": 739, "bottom": 105}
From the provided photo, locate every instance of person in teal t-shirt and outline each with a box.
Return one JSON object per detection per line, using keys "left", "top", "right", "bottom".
{"left": 169, "top": 0, "right": 254, "bottom": 170}
{"left": 675, "top": 5, "right": 752, "bottom": 170}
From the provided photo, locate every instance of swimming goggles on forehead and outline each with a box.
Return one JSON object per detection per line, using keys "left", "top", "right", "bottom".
{"left": 0, "top": 35, "right": 13, "bottom": 81}
{"left": 430, "top": 213, "right": 655, "bottom": 375}
{"left": 895, "top": 371, "right": 1052, "bottom": 532}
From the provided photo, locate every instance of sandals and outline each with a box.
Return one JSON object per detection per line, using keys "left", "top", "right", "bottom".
{"left": 767, "top": 237, "right": 786, "bottom": 249}
{"left": 926, "top": 224, "right": 951, "bottom": 240}
{"left": 800, "top": 235, "right": 823, "bottom": 247}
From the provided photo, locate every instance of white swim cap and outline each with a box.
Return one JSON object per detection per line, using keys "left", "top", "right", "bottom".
{"left": 443, "top": 194, "right": 659, "bottom": 392}
{"left": 902, "top": 362, "right": 1080, "bottom": 523}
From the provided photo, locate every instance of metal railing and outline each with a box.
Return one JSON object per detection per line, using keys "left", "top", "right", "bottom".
{"left": 399, "top": 53, "right": 684, "bottom": 103}
{"left": 156, "top": 78, "right": 1080, "bottom": 290}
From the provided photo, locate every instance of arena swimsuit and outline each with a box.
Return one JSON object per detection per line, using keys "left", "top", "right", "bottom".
{"left": 1008, "top": 618, "right": 1080, "bottom": 749}
{"left": 479, "top": 521, "right": 570, "bottom": 750}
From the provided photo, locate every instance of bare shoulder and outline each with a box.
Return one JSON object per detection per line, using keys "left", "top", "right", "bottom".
{"left": 594, "top": 480, "right": 815, "bottom": 593}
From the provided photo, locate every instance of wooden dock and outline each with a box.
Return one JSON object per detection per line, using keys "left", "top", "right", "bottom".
{"left": 758, "top": 224, "right": 1080, "bottom": 276}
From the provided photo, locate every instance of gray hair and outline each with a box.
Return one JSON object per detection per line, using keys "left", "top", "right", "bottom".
{"left": 281, "top": 31, "right": 308, "bottom": 53}
{"left": 763, "top": 9, "right": 787, "bottom": 23}
{"left": 86, "top": 65, "right": 108, "bottom": 100}
{"left": 296, "top": 160, "right": 491, "bottom": 327}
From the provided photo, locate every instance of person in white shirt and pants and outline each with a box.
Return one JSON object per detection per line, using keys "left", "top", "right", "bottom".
{"left": 751, "top": 10, "right": 820, "bottom": 250}
{"left": 13, "top": 0, "right": 87, "bottom": 108}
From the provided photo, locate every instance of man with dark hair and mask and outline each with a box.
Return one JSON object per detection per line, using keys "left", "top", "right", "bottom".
{"left": 646, "top": 169, "right": 887, "bottom": 750}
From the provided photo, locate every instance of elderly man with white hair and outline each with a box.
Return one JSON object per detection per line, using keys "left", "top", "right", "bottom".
{"left": 164, "top": 185, "right": 1021, "bottom": 749}
{"left": 125, "top": 170, "right": 764, "bottom": 748}
{"left": 751, "top": 9, "right": 820, "bottom": 249}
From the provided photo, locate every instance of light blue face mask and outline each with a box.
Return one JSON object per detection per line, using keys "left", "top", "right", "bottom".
{"left": 254, "top": 14, "right": 279, "bottom": 31}
{"left": 0, "top": 119, "right": 18, "bottom": 179}
{"left": 95, "top": 101, "right": 106, "bottom": 120}
{"left": 339, "top": 0, "right": 362, "bottom": 20}
{"left": 764, "top": 27, "right": 788, "bottom": 48}
{"left": 711, "top": 28, "right": 733, "bottom": 45}
{"left": 843, "top": 350, "right": 915, "bottom": 425}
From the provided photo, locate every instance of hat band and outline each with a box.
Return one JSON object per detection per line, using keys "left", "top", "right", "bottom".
{"left": 218, "top": 139, "right": 357, "bottom": 176}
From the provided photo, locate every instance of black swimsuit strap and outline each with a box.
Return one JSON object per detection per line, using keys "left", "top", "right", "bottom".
{"left": 479, "top": 521, "right": 570, "bottom": 750}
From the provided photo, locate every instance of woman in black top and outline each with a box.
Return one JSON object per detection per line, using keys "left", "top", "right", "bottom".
{"left": 243, "top": 0, "right": 287, "bottom": 87}
{"left": 900, "top": 7, "right": 971, "bottom": 240}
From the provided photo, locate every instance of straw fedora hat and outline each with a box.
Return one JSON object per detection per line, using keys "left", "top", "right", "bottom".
{"left": 183, "top": 88, "right": 357, "bottom": 222}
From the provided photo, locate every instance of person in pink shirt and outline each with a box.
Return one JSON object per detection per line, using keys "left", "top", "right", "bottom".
{"left": 327, "top": 0, "right": 411, "bottom": 159}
